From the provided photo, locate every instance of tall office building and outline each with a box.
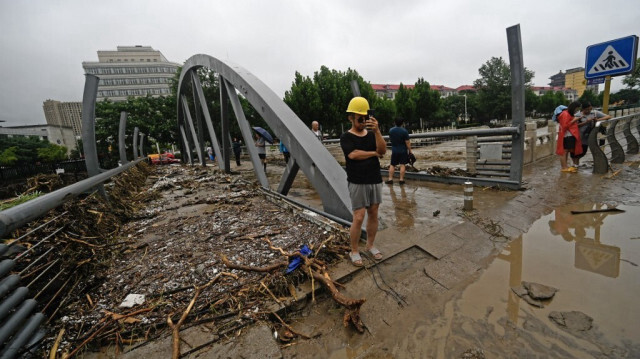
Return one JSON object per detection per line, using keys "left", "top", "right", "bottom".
{"left": 564, "top": 67, "right": 599, "bottom": 97}
{"left": 43, "top": 100, "right": 82, "bottom": 137}
{"left": 82, "top": 46, "right": 180, "bottom": 102}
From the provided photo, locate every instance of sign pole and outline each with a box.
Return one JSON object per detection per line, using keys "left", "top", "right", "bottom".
{"left": 602, "top": 75, "right": 612, "bottom": 113}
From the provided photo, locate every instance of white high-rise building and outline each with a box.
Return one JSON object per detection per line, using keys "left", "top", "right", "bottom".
{"left": 82, "top": 46, "right": 180, "bottom": 102}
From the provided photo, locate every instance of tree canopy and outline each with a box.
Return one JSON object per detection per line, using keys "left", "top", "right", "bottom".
{"left": 0, "top": 135, "right": 67, "bottom": 167}
{"left": 473, "top": 57, "right": 534, "bottom": 122}
{"left": 622, "top": 58, "right": 640, "bottom": 89}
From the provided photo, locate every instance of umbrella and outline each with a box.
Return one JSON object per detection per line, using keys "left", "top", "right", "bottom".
{"left": 252, "top": 127, "right": 274, "bottom": 144}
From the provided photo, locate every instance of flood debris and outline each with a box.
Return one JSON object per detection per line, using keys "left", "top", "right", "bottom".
{"left": 18, "top": 163, "right": 361, "bottom": 356}
{"left": 511, "top": 281, "right": 558, "bottom": 308}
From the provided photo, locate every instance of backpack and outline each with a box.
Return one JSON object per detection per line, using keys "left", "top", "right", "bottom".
{"left": 551, "top": 105, "right": 567, "bottom": 122}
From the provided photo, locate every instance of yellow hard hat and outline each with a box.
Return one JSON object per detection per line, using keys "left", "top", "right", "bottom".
{"left": 346, "top": 97, "right": 369, "bottom": 115}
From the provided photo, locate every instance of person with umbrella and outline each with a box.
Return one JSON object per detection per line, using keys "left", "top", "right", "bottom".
{"left": 253, "top": 127, "right": 273, "bottom": 172}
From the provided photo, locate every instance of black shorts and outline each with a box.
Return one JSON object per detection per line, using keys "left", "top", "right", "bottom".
{"left": 563, "top": 136, "right": 576, "bottom": 151}
{"left": 570, "top": 145, "right": 588, "bottom": 159}
{"left": 258, "top": 154, "right": 266, "bottom": 159}
{"left": 390, "top": 152, "right": 409, "bottom": 166}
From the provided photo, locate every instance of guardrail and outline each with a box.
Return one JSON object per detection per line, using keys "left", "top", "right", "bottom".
{"left": 590, "top": 111, "right": 640, "bottom": 174}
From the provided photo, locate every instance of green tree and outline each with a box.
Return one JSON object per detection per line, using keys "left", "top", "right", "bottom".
{"left": 622, "top": 58, "right": 640, "bottom": 89}
{"left": 536, "top": 91, "right": 567, "bottom": 116}
{"left": 525, "top": 89, "right": 539, "bottom": 117}
{"left": 0, "top": 136, "right": 51, "bottom": 165}
{"left": 284, "top": 66, "right": 373, "bottom": 137}
{"left": 473, "top": 57, "right": 534, "bottom": 122}
{"left": 605, "top": 88, "right": 640, "bottom": 106}
{"left": 0, "top": 146, "right": 18, "bottom": 166}
{"left": 37, "top": 143, "right": 68, "bottom": 162}
{"left": 394, "top": 84, "right": 415, "bottom": 124}
{"left": 578, "top": 89, "right": 600, "bottom": 107}
{"left": 412, "top": 78, "right": 443, "bottom": 127}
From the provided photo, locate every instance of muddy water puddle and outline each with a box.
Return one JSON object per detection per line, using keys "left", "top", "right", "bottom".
{"left": 444, "top": 203, "right": 640, "bottom": 357}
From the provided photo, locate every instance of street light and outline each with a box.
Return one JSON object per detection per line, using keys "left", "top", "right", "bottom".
{"left": 463, "top": 94, "right": 468, "bottom": 123}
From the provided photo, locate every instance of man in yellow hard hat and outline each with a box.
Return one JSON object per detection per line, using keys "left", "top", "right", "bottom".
{"left": 340, "top": 97, "right": 387, "bottom": 266}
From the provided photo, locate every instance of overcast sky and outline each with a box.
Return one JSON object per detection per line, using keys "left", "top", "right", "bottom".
{"left": 1, "top": 0, "right": 638, "bottom": 126}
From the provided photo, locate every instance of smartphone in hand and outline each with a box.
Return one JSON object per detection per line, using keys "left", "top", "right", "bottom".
{"left": 366, "top": 109, "right": 376, "bottom": 129}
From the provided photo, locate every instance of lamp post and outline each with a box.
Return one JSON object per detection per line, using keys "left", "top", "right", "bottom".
{"left": 463, "top": 94, "right": 468, "bottom": 123}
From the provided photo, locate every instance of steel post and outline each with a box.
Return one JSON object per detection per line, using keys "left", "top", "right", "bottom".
{"left": 607, "top": 120, "right": 625, "bottom": 163}
{"left": 181, "top": 95, "right": 205, "bottom": 166}
{"left": 506, "top": 24, "right": 525, "bottom": 188}
{"left": 133, "top": 127, "right": 139, "bottom": 159}
{"left": 179, "top": 125, "right": 192, "bottom": 164}
{"left": 81, "top": 74, "right": 101, "bottom": 177}
{"left": 589, "top": 124, "right": 609, "bottom": 174}
{"left": 220, "top": 77, "right": 232, "bottom": 173}
{"left": 277, "top": 159, "right": 300, "bottom": 195}
{"left": 191, "top": 71, "right": 206, "bottom": 167}
{"left": 222, "top": 78, "right": 267, "bottom": 185}
{"left": 118, "top": 112, "right": 128, "bottom": 165}
{"left": 191, "top": 71, "right": 224, "bottom": 168}
{"left": 140, "top": 133, "right": 146, "bottom": 158}
{"left": 623, "top": 118, "right": 638, "bottom": 154}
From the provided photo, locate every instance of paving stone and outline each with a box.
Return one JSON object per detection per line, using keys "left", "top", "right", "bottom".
{"left": 416, "top": 224, "right": 466, "bottom": 259}
{"left": 423, "top": 255, "right": 481, "bottom": 290}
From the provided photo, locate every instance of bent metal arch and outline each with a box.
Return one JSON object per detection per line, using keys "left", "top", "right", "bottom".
{"left": 176, "top": 54, "right": 352, "bottom": 221}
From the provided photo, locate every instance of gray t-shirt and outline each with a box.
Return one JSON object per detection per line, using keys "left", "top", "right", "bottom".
{"left": 574, "top": 110, "right": 607, "bottom": 141}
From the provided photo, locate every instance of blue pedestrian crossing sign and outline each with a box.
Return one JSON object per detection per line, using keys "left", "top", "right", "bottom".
{"left": 585, "top": 35, "right": 638, "bottom": 79}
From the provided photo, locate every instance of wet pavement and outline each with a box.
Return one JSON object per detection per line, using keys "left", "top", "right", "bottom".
{"left": 98, "top": 147, "right": 640, "bottom": 358}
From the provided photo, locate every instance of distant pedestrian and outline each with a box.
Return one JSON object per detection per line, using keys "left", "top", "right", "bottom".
{"left": 232, "top": 137, "right": 242, "bottom": 166}
{"left": 255, "top": 132, "right": 267, "bottom": 172}
{"left": 570, "top": 102, "right": 612, "bottom": 167}
{"left": 206, "top": 145, "right": 215, "bottom": 162}
{"left": 340, "top": 97, "right": 386, "bottom": 266}
{"left": 385, "top": 117, "right": 412, "bottom": 185}
{"left": 311, "top": 121, "right": 324, "bottom": 141}
{"left": 279, "top": 141, "right": 290, "bottom": 164}
{"left": 556, "top": 101, "right": 582, "bottom": 173}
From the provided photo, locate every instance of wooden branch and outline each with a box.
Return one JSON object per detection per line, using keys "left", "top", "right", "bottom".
{"left": 271, "top": 311, "right": 310, "bottom": 339}
{"left": 49, "top": 328, "right": 65, "bottom": 359}
{"left": 306, "top": 266, "right": 366, "bottom": 333}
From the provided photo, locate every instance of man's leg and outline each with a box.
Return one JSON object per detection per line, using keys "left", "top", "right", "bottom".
{"left": 365, "top": 203, "right": 379, "bottom": 250}
{"left": 350, "top": 207, "right": 366, "bottom": 256}
{"left": 399, "top": 164, "right": 406, "bottom": 182}
{"left": 387, "top": 165, "right": 395, "bottom": 183}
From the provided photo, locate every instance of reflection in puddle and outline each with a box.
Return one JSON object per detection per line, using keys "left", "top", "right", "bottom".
{"left": 388, "top": 185, "right": 418, "bottom": 229}
{"left": 451, "top": 204, "right": 639, "bottom": 354}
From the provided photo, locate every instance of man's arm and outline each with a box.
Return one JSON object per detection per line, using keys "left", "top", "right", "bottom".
{"left": 405, "top": 139, "right": 412, "bottom": 153}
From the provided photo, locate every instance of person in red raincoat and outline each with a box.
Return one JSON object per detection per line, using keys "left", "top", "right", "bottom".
{"left": 556, "top": 101, "right": 582, "bottom": 172}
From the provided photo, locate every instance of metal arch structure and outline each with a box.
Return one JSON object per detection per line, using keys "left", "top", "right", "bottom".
{"left": 176, "top": 54, "right": 352, "bottom": 221}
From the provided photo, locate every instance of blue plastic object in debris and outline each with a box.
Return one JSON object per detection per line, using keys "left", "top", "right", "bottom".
{"left": 286, "top": 245, "right": 312, "bottom": 274}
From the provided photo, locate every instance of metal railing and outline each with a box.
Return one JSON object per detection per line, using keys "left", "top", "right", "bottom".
{"left": 590, "top": 112, "right": 640, "bottom": 174}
